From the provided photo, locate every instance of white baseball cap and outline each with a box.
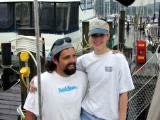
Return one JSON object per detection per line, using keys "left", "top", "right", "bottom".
{"left": 89, "top": 19, "right": 110, "bottom": 36}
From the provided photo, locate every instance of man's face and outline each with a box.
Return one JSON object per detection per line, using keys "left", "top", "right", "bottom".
{"left": 89, "top": 34, "right": 110, "bottom": 51}
{"left": 54, "top": 48, "right": 77, "bottom": 76}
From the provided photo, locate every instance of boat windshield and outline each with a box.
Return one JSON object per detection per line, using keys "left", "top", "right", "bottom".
{"left": 0, "top": 2, "right": 79, "bottom": 34}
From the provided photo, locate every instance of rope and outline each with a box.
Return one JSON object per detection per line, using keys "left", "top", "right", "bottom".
{"left": 17, "top": 105, "right": 25, "bottom": 120}
{"left": 20, "top": 74, "right": 29, "bottom": 90}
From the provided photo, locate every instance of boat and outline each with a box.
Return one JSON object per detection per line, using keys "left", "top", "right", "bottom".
{"left": 0, "top": 0, "right": 95, "bottom": 55}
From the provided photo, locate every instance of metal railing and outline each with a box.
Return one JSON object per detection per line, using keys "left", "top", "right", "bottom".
{"left": 127, "top": 46, "right": 160, "bottom": 120}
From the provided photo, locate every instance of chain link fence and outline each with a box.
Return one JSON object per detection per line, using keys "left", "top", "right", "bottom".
{"left": 127, "top": 50, "right": 160, "bottom": 120}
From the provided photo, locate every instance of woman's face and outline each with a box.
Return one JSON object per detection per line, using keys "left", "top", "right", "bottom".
{"left": 89, "top": 33, "right": 110, "bottom": 51}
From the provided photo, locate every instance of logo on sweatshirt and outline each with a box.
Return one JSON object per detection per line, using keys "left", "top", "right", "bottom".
{"left": 58, "top": 85, "right": 78, "bottom": 93}
{"left": 105, "top": 66, "right": 112, "bottom": 72}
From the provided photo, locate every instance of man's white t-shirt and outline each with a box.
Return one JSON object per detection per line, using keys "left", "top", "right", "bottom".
{"left": 77, "top": 51, "right": 135, "bottom": 120}
{"left": 24, "top": 71, "right": 87, "bottom": 120}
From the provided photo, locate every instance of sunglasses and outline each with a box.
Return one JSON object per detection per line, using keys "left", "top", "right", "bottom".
{"left": 91, "top": 34, "right": 105, "bottom": 37}
{"left": 51, "top": 37, "right": 72, "bottom": 49}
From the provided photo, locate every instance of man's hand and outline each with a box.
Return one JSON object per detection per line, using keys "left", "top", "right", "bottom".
{"left": 25, "top": 110, "right": 37, "bottom": 120}
{"left": 112, "top": 50, "right": 122, "bottom": 54}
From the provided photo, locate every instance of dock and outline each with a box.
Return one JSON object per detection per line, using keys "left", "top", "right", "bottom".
{"left": 0, "top": 84, "right": 21, "bottom": 120}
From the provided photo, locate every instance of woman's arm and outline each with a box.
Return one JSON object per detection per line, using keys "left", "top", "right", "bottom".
{"left": 119, "top": 92, "right": 128, "bottom": 120}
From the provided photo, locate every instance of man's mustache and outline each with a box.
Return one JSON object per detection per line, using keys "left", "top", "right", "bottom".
{"left": 66, "top": 63, "right": 76, "bottom": 67}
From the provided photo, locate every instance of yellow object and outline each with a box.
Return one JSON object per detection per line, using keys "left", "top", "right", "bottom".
{"left": 20, "top": 51, "right": 29, "bottom": 62}
{"left": 20, "top": 67, "right": 30, "bottom": 77}
{"left": 20, "top": 67, "right": 30, "bottom": 89}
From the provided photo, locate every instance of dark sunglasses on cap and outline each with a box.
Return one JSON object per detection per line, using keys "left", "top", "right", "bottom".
{"left": 51, "top": 37, "right": 72, "bottom": 49}
{"left": 91, "top": 34, "right": 105, "bottom": 37}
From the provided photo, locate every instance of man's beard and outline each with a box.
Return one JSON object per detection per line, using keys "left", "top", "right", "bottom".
{"left": 64, "top": 63, "right": 76, "bottom": 75}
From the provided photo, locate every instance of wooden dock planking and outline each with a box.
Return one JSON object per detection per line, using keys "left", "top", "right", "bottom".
{"left": 0, "top": 85, "right": 21, "bottom": 120}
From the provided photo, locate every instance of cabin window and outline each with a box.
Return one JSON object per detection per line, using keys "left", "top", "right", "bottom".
{"left": 56, "top": 3, "right": 69, "bottom": 32}
{"left": 15, "top": 2, "right": 33, "bottom": 27}
{"left": 39, "top": 3, "right": 55, "bottom": 31}
{"left": 68, "top": 2, "right": 79, "bottom": 32}
{"left": 0, "top": 3, "right": 14, "bottom": 31}
{"left": 80, "top": 0, "right": 94, "bottom": 10}
{"left": 40, "top": 2, "right": 79, "bottom": 34}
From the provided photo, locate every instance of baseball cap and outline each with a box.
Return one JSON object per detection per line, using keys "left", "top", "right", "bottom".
{"left": 47, "top": 37, "right": 74, "bottom": 61}
{"left": 89, "top": 19, "right": 110, "bottom": 36}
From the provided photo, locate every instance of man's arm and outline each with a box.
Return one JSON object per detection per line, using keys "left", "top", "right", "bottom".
{"left": 30, "top": 76, "right": 37, "bottom": 92}
{"left": 119, "top": 92, "right": 128, "bottom": 120}
{"left": 25, "top": 110, "right": 37, "bottom": 120}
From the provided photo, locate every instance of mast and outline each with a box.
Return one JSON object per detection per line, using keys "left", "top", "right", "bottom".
{"left": 153, "top": 0, "right": 156, "bottom": 22}
{"left": 33, "top": 0, "right": 42, "bottom": 120}
{"left": 85, "top": 0, "right": 87, "bottom": 10}
{"left": 109, "top": 0, "right": 110, "bottom": 15}
{"left": 158, "top": 3, "right": 160, "bottom": 39}
{"left": 103, "top": 0, "right": 105, "bottom": 18}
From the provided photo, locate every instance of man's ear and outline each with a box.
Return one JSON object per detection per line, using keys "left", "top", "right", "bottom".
{"left": 52, "top": 58, "right": 58, "bottom": 65}
{"left": 116, "top": 0, "right": 135, "bottom": 7}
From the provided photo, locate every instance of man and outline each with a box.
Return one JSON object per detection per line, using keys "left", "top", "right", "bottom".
{"left": 24, "top": 37, "right": 87, "bottom": 120}
{"left": 77, "top": 19, "right": 134, "bottom": 120}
